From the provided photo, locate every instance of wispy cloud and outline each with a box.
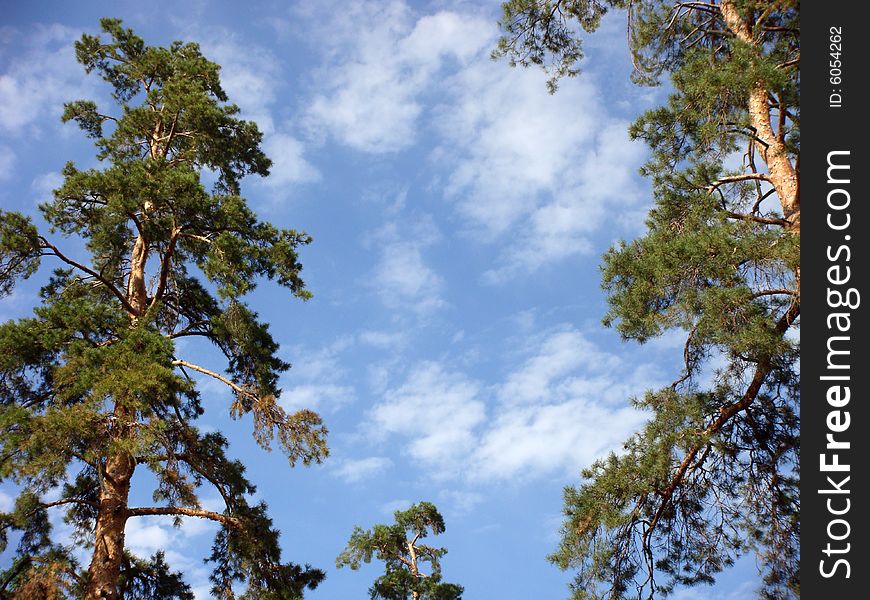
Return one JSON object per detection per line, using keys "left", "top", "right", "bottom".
{"left": 0, "top": 489, "right": 13, "bottom": 512}
{"left": 366, "top": 327, "right": 656, "bottom": 483}
{"left": 124, "top": 506, "right": 219, "bottom": 600}
{"left": 30, "top": 170, "right": 63, "bottom": 201}
{"left": 0, "top": 24, "right": 90, "bottom": 136}
{"left": 300, "top": 2, "right": 492, "bottom": 152}
{"left": 369, "top": 361, "right": 485, "bottom": 470}
{"left": 197, "top": 31, "right": 319, "bottom": 194}
{"left": 435, "top": 63, "right": 647, "bottom": 281}
{"left": 295, "top": 0, "right": 648, "bottom": 279}
{"left": 280, "top": 338, "right": 356, "bottom": 413}
{"left": 200, "top": 33, "right": 281, "bottom": 134}
{"left": 331, "top": 456, "right": 393, "bottom": 483}
{"left": 367, "top": 216, "right": 446, "bottom": 315}
{"left": 358, "top": 329, "right": 408, "bottom": 350}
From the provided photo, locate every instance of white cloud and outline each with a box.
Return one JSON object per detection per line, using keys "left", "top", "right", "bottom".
{"left": 470, "top": 396, "right": 643, "bottom": 481}
{"left": 302, "top": 2, "right": 492, "bottom": 152}
{"left": 0, "top": 24, "right": 88, "bottom": 136}
{"left": 372, "top": 242, "right": 445, "bottom": 313}
{"left": 368, "top": 217, "right": 446, "bottom": 315}
{"left": 200, "top": 35, "right": 280, "bottom": 135}
{"left": 369, "top": 361, "right": 485, "bottom": 468}
{"left": 498, "top": 329, "right": 620, "bottom": 406}
{"left": 332, "top": 456, "right": 393, "bottom": 483}
{"left": 380, "top": 498, "right": 412, "bottom": 515}
{"left": 198, "top": 31, "right": 319, "bottom": 195}
{"left": 0, "top": 145, "right": 14, "bottom": 180}
{"left": 0, "top": 489, "right": 13, "bottom": 512}
{"left": 367, "top": 327, "right": 655, "bottom": 482}
{"left": 438, "top": 489, "right": 484, "bottom": 515}
{"left": 30, "top": 170, "right": 63, "bottom": 199}
{"left": 124, "top": 517, "right": 173, "bottom": 557}
{"left": 281, "top": 383, "right": 355, "bottom": 413}
{"left": 434, "top": 61, "right": 647, "bottom": 280}
{"left": 358, "top": 329, "right": 408, "bottom": 349}
{"left": 297, "top": 1, "right": 649, "bottom": 277}
{"left": 280, "top": 338, "right": 356, "bottom": 412}
{"left": 123, "top": 502, "right": 220, "bottom": 598}
{"left": 469, "top": 328, "right": 651, "bottom": 481}
{"left": 260, "top": 133, "right": 320, "bottom": 188}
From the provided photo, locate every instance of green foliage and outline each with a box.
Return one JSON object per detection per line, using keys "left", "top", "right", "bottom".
{"left": 337, "top": 502, "right": 463, "bottom": 600}
{"left": 118, "top": 552, "right": 195, "bottom": 599}
{"left": 497, "top": 2, "right": 799, "bottom": 599}
{"left": 0, "top": 212, "right": 41, "bottom": 298}
{"left": 493, "top": 0, "right": 609, "bottom": 92}
{"left": 0, "top": 18, "right": 325, "bottom": 597}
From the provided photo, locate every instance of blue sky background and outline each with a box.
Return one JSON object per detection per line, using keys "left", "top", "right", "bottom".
{"left": 2, "top": 1, "right": 759, "bottom": 598}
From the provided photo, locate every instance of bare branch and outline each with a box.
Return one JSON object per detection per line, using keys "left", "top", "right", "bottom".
{"left": 127, "top": 505, "right": 240, "bottom": 529}
{"left": 724, "top": 211, "right": 788, "bottom": 226}
{"left": 705, "top": 173, "right": 772, "bottom": 192}
{"left": 171, "top": 359, "right": 255, "bottom": 400}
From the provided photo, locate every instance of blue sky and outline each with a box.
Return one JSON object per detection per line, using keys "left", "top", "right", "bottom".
{"left": 1, "top": 0, "right": 759, "bottom": 598}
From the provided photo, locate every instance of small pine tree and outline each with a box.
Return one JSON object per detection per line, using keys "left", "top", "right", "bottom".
{"left": 337, "top": 502, "right": 463, "bottom": 600}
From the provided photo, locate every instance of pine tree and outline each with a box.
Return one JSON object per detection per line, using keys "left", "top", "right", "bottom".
{"left": 0, "top": 19, "right": 327, "bottom": 599}
{"left": 495, "top": 1, "right": 799, "bottom": 598}
{"left": 337, "top": 502, "right": 463, "bottom": 600}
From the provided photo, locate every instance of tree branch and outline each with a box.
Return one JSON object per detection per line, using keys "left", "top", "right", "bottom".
{"left": 171, "top": 359, "right": 255, "bottom": 400}
{"left": 42, "top": 497, "right": 100, "bottom": 510}
{"left": 38, "top": 237, "right": 138, "bottom": 315}
{"left": 705, "top": 173, "right": 772, "bottom": 193}
{"left": 127, "top": 505, "right": 240, "bottom": 529}
{"left": 149, "top": 226, "right": 181, "bottom": 310}
{"left": 643, "top": 298, "right": 799, "bottom": 541}
{"left": 724, "top": 211, "right": 788, "bottom": 226}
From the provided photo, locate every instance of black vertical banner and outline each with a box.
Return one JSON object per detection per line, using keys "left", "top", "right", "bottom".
{"left": 802, "top": 2, "right": 868, "bottom": 597}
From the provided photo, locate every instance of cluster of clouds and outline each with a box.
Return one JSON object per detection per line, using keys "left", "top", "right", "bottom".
{"left": 365, "top": 216, "right": 446, "bottom": 315}
{"left": 364, "top": 326, "right": 655, "bottom": 483}
{"left": 1, "top": 0, "right": 651, "bottom": 305}
{"left": 1, "top": 0, "right": 661, "bottom": 490}
{"left": 297, "top": 1, "right": 648, "bottom": 282}
{"left": 276, "top": 322, "right": 663, "bottom": 489}
{"left": 0, "top": 24, "right": 91, "bottom": 184}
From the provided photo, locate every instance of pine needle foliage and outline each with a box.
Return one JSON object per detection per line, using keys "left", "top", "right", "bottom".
{"left": 0, "top": 18, "right": 326, "bottom": 599}
{"left": 495, "top": 2, "right": 799, "bottom": 598}
{"left": 337, "top": 502, "right": 463, "bottom": 600}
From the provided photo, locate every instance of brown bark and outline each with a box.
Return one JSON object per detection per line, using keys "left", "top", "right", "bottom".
{"left": 83, "top": 452, "right": 134, "bottom": 599}
{"left": 407, "top": 539, "right": 420, "bottom": 600}
{"left": 84, "top": 193, "right": 150, "bottom": 596}
{"left": 126, "top": 232, "right": 149, "bottom": 318}
{"left": 720, "top": 0, "right": 800, "bottom": 235}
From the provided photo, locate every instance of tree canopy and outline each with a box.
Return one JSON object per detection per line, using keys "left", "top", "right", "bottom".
{"left": 0, "top": 18, "right": 326, "bottom": 599}
{"left": 496, "top": 1, "right": 799, "bottom": 598}
{"left": 337, "top": 502, "right": 463, "bottom": 600}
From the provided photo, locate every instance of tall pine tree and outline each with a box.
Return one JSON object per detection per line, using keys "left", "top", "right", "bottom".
{"left": 495, "top": 1, "right": 799, "bottom": 598}
{"left": 0, "top": 19, "right": 327, "bottom": 599}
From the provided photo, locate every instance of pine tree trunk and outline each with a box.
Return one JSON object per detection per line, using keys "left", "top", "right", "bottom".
{"left": 84, "top": 451, "right": 135, "bottom": 599}
{"left": 720, "top": 0, "right": 800, "bottom": 235}
{"left": 720, "top": 0, "right": 800, "bottom": 297}
{"left": 407, "top": 540, "right": 420, "bottom": 600}
{"left": 85, "top": 226, "right": 146, "bottom": 598}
